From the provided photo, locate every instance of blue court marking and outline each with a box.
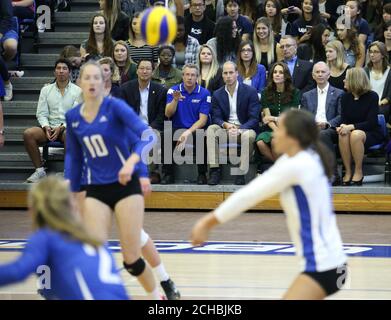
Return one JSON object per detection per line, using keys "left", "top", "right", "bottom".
{"left": 1, "top": 240, "right": 391, "bottom": 258}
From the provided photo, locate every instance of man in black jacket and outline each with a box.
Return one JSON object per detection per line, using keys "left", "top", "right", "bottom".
{"left": 185, "top": 0, "right": 215, "bottom": 45}
{"left": 119, "top": 59, "right": 167, "bottom": 183}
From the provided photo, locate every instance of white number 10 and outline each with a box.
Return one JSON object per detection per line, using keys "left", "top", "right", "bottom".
{"left": 83, "top": 134, "right": 109, "bottom": 158}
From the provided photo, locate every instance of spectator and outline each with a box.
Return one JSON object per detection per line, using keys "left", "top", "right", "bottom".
{"left": 185, "top": 0, "right": 217, "bottom": 22}
{"left": 185, "top": 0, "right": 215, "bottom": 45}
{"left": 279, "top": 35, "right": 315, "bottom": 97}
{"left": 0, "top": 55, "right": 12, "bottom": 101}
{"left": 196, "top": 44, "right": 224, "bottom": 94}
{"left": 112, "top": 40, "right": 137, "bottom": 85}
{"left": 163, "top": 64, "right": 211, "bottom": 185}
{"left": 99, "top": 0, "right": 129, "bottom": 41}
{"left": 335, "top": 23, "right": 365, "bottom": 68}
{"left": 207, "top": 61, "right": 259, "bottom": 185}
{"left": 152, "top": 45, "right": 182, "bottom": 89}
{"left": 173, "top": 16, "right": 200, "bottom": 69}
{"left": 361, "top": 0, "right": 383, "bottom": 32}
{"left": 11, "top": 0, "right": 35, "bottom": 20}
{"left": 120, "top": 0, "right": 147, "bottom": 17}
{"left": 224, "top": 0, "right": 253, "bottom": 41}
{"left": 297, "top": 23, "right": 330, "bottom": 63}
{"left": 207, "top": 16, "right": 240, "bottom": 66}
{"left": 23, "top": 59, "right": 82, "bottom": 183}
{"left": 384, "top": 21, "right": 391, "bottom": 62}
{"left": 374, "top": 3, "right": 391, "bottom": 42}
{"left": 280, "top": 0, "right": 302, "bottom": 24}
{"left": 325, "top": 40, "right": 351, "bottom": 91}
{"left": 59, "top": 45, "right": 82, "bottom": 84}
{"left": 338, "top": 68, "right": 384, "bottom": 186}
{"left": 288, "top": 0, "right": 326, "bottom": 45}
{"left": 365, "top": 41, "right": 391, "bottom": 123}
{"left": 256, "top": 62, "right": 300, "bottom": 166}
{"left": 119, "top": 59, "right": 167, "bottom": 184}
{"left": 98, "top": 57, "right": 121, "bottom": 97}
{"left": 0, "top": 0, "right": 18, "bottom": 62}
{"left": 80, "top": 14, "right": 114, "bottom": 61}
{"left": 237, "top": 40, "right": 267, "bottom": 99}
{"left": 126, "top": 12, "right": 159, "bottom": 65}
{"left": 253, "top": 17, "right": 281, "bottom": 71}
{"left": 239, "top": 0, "right": 262, "bottom": 23}
{"left": 263, "top": 0, "right": 285, "bottom": 42}
{"left": 301, "top": 62, "right": 344, "bottom": 185}
{"left": 344, "top": 0, "right": 371, "bottom": 46}
{"left": 317, "top": 0, "right": 344, "bottom": 29}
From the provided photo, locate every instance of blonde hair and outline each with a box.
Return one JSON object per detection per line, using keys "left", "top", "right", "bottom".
{"left": 79, "top": 60, "right": 105, "bottom": 80}
{"left": 196, "top": 44, "right": 219, "bottom": 89}
{"left": 326, "top": 40, "right": 346, "bottom": 71}
{"left": 98, "top": 56, "right": 121, "bottom": 83}
{"left": 102, "top": 0, "right": 121, "bottom": 33}
{"left": 345, "top": 67, "right": 372, "bottom": 96}
{"left": 29, "top": 176, "right": 102, "bottom": 247}
{"left": 253, "top": 17, "right": 275, "bottom": 66}
{"left": 113, "top": 40, "right": 134, "bottom": 82}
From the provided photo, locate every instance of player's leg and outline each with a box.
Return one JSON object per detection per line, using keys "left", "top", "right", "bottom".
{"left": 283, "top": 274, "right": 327, "bottom": 300}
{"left": 82, "top": 197, "right": 112, "bottom": 243}
{"left": 115, "top": 195, "right": 161, "bottom": 300}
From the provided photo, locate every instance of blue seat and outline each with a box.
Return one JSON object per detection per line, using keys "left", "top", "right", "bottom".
{"left": 42, "top": 141, "right": 64, "bottom": 162}
{"left": 368, "top": 114, "right": 388, "bottom": 152}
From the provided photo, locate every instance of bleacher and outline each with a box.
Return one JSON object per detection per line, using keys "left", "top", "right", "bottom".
{"left": 1, "top": 0, "right": 391, "bottom": 212}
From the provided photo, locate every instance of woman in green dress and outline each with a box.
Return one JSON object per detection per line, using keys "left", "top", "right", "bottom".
{"left": 256, "top": 62, "right": 300, "bottom": 164}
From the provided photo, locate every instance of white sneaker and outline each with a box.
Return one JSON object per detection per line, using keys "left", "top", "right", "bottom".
{"left": 26, "top": 169, "right": 46, "bottom": 183}
{"left": 37, "top": 22, "right": 46, "bottom": 33}
{"left": 4, "top": 82, "right": 13, "bottom": 101}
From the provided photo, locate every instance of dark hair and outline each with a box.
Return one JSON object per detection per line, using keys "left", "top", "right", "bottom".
{"left": 337, "top": 25, "right": 362, "bottom": 61}
{"left": 54, "top": 58, "right": 72, "bottom": 71}
{"left": 215, "top": 16, "right": 240, "bottom": 64}
{"left": 283, "top": 109, "right": 334, "bottom": 179}
{"left": 129, "top": 11, "right": 142, "bottom": 41}
{"left": 86, "top": 14, "right": 114, "bottom": 58}
{"left": 59, "top": 45, "right": 80, "bottom": 59}
{"left": 137, "top": 58, "right": 153, "bottom": 69}
{"left": 300, "top": 0, "right": 321, "bottom": 26}
{"left": 191, "top": 0, "right": 206, "bottom": 4}
{"left": 263, "top": 0, "right": 282, "bottom": 35}
{"left": 224, "top": 0, "right": 241, "bottom": 6}
{"left": 308, "top": 23, "right": 329, "bottom": 62}
{"left": 237, "top": 40, "right": 258, "bottom": 78}
{"left": 264, "top": 62, "right": 295, "bottom": 104}
{"left": 158, "top": 45, "right": 175, "bottom": 56}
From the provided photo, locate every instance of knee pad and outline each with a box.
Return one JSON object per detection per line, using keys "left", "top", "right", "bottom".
{"left": 140, "top": 229, "right": 149, "bottom": 248}
{"left": 123, "top": 258, "right": 146, "bottom": 277}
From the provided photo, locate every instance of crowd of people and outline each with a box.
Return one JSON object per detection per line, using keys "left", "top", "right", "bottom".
{"left": 1, "top": 0, "right": 391, "bottom": 187}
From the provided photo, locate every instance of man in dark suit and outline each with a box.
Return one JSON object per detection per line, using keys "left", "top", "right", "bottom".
{"left": 280, "top": 35, "right": 315, "bottom": 96}
{"left": 301, "top": 61, "right": 344, "bottom": 185}
{"left": 119, "top": 59, "right": 167, "bottom": 183}
{"left": 207, "top": 61, "right": 260, "bottom": 185}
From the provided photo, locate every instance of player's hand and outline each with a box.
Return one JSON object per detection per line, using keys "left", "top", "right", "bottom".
{"left": 173, "top": 90, "right": 185, "bottom": 102}
{"left": 191, "top": 218, "right": 211, "bottom": 246}
{"left": 118, "top": 163, "right": 134, "bottom": 185}
{"left": 139, "top": 177, "right": 152, "bottom": 196}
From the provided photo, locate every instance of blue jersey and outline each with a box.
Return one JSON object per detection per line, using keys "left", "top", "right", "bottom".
{"left": 0, "top": 229, "right": 129, "bottom": 300}
{"left": 65, "top": 96, "right": 155, "bottom": 192}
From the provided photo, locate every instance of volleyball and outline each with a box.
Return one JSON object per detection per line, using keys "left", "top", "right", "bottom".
{"left": 140, "top": 7, "right": 177, "bottom": 46}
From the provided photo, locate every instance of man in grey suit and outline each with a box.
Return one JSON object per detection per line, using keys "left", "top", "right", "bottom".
{"left": 301, "top": 62, "right": 344, "bottom": 185}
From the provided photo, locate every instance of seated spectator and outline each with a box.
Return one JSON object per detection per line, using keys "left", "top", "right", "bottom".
{"left": 23, "top": 59, "right": 82, "bottom": 183}
{"left": 384, "top": 21, "right": 391, "bottom": 63}
{"left": 152, "top": 45, "right": 182, "bottom": 89}
{"left": 297, "top": 23, "right": 330, "bottom": 63}
{"left": 224, "top": 0, "right": 253, "bottom": 41}
{"left": 12, "top": 0, "right": 35, "bottom": 20}
{"left": 325, "top": 40, "right": 351, "bottom": 91}
{"left": 280, "top": 35, "right": 315, "bottom": 97}
{"left": 207, "top": 16, "right": 240, "bottom": 66}
{"left": 253, "top": 17, "right": 281, "bottom": 71}
{"left": 374, "top": 3, "right": 391, "bottom": 42}
{"left": 345, "top": 0, "right": 371, "bottom": 46}
{"left": 59, "top": 45, "right": 82, "bottom": 83}
{"left": 263, "top": 0, "right": 285, "bottom": 42}
{"left": 185, "top": 0, "right": 217, "bottom": 22}
{"left": 280, "top": 0, "right": 302, "bottom": 25}
{"left": 318, "top": 0, "right": 344, "bottom": 29}
{"left": 0, "top": 1, "right": 18, "bottom": 62}
{"left": 163, "top": 63, "right": 211, "bottom": 185}
{"left": 98, "top": 57, "right": 121, "bottom": 97}
{"left": 0, "top": 55, "right": 12, "bottom": 101}
{"left": 112, "top": 40, "right": 137, "bottom": 85}
{"left": 126, "top": 12, "right": 158, "bottom": 65}
{"left": 237, "top": 40, "right": 267, "bottom": 99}
{"left": 338, "top": 68, "right": 384, "bottom": 186}
{"left": 80, "top": 14, "right": 114, "bottom": 61}
{"left": 365, "top": 41, "right": 391, "bottom": 123}
{"left": 185, "top": 0, "right": 215, "bottom": 45}
{"left": 173, "top": 16, "right": 200, "bottom": 69}
{"left": 100, "top": 0, "right": 129, "bottom": 41}
{"left": 196, "top": 44, "right": 224, "bottom": 95}
{"left": 335, "top": 23, "right": 365, "bottom": 68}
{"left": 119, "top": 59, "right": 167, "bottom": 183}
{"left": 239, "top": 0, "right": 263, "bottom": 23}
{"left": 288, "top": 0, "right": 327, "bottom": 45}
{"left": 361, "top": 0, "right": 383, "bottom": 32}
{"left": 256, "top": 62, "right": 300, "bottom": 167}
{"left": 120, "top": 0, "right": 147, "bottom": 17}
{"left": 301, "top": 62, "right": 344, "bottom": 185}
{"left": 207, "top": 61, "right": 259, "bottom": 185}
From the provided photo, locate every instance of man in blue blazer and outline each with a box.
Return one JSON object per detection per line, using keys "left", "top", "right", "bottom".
{"left": 207, "top": 61, "right": 260, "bottom": 185}
{"left": 301, "top": 62, "right": 344, "bottom": 185}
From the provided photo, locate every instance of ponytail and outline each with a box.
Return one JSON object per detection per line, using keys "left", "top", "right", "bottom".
{"left": 312, "top": 140, "right": 334, "bottom": 179}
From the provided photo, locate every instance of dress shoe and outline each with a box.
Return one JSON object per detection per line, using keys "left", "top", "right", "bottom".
{"left": 150, "top": 172, "right": 161, "bottom": 184}
{"left": 197, "top": 173, "right": 207, "bottom": 185}
{"left": 208, "top": 168, "right": 221, "bottom": 185}
{"left": 351, "top": 177, "right": 363, "bottom": 186}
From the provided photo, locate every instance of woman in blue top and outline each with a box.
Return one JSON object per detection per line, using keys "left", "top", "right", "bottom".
{"left": 0, "top": 176, "right": 129, "bottom": 300}
{"left": 64, "top": 61, "right": 161, "bottom": 299}
{"left": 237, "top": 40, "right": 267, "bottom": 100}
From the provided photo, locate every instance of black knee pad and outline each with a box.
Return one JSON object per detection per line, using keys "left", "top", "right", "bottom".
{"left": 123, "top": 258, "right": 146, "bottom": 277}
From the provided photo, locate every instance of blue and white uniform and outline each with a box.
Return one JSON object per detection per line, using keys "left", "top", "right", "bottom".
{"left": 64, "top": 96, "right": 155, "bottom": 192}
{"left": 0, "top": 228, "right": 129, "bottom": 300}
{"left": 214, "top": 149, "right": 347, "bottom": 272}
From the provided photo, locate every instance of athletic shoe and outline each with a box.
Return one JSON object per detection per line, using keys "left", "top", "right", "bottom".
{"left": 26, "top": 169, "right": 46, "bottom": 183}
{"left": 160, "top": 279, "right": 181, "bottom": 300}
{"left": 4, "top": 82, "right": 13, "bottom": 101}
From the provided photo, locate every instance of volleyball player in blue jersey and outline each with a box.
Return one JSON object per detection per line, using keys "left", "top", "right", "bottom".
{"left": 0, "top": 176, "right": 129, "bottom": 300}
{"left": 192, "top": 109, "right": 348, "bottom": 300}
{"left": 65, "top": 61, "right": 161, "bottom": 299}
